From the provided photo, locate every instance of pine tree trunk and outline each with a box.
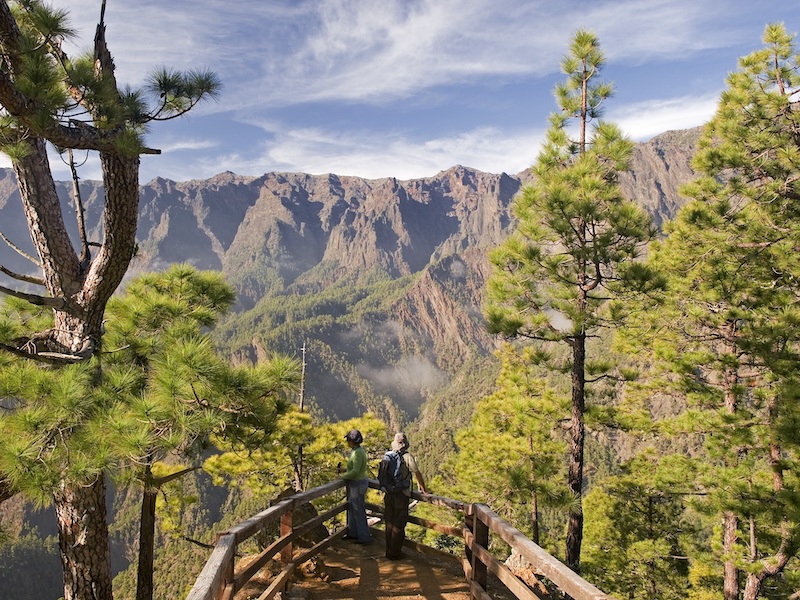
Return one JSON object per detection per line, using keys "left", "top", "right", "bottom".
{"left": 722, "top": 512, "right": 739, "bottom": 600}
{"left": 742, "top": 574, "right": 762, "bottom": 600}
{"left": 136, "top": 478, "right": 158, "bottom": 600}
{"left": 13, "top": 134, "right": 141, "bottom": 600}
{"left": 528, "top": 436, "right": 539, "bottom": 546}
{"left": 12, "top": 137, "right": 140, "bottom": 355}
{"left": 54, "top": 476, "right": 113, "bottom": 600}
{"left": 722, "top": 358, "right": 739, "bottom": 600}
{"left": 565, "top": 332, "right": 586, "bottom": 572}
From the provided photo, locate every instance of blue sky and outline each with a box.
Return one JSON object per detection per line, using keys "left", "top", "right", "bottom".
{"left": 27, "top": 0, "right": 800, "bottom": 183}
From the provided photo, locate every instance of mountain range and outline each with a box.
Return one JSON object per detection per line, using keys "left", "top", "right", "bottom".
{"left": 0, "top": 127, "right": 702, "bottom": 459}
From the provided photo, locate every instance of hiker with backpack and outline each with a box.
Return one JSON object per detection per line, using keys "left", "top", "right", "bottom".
{"left": 338, "top": 429, "right": 373, "bottom": 544}
{"left": 378, "top": 432, "right": 428, "bottom": 560}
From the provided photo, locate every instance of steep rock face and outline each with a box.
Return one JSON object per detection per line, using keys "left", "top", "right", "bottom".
{"left": 136, "top": 172, "right": 260, "bottom": 274}
{"left": 619, "top": 127, "right": 701, "bottom": 228}
{"left": 0, "top": 128, "right": 701, "bottom": 424}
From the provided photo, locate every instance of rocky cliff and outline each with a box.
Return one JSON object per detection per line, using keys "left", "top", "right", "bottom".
{"left": 0, "top": 127, "right": 702, "bottom": 430}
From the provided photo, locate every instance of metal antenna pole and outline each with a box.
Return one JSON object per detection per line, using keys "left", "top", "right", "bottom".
{"left": 294, "top": 342, "right": 308, "bottom": 491}
{"left": 299, "top": 342, "right": 306, "bottom": 412}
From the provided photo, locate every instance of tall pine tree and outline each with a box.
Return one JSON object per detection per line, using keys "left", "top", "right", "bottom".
{"left": 0, "top": 266, "right": 300, "bottom": 600}
{"left": 0, "top": 3, "right": 220, "bottom": 598}
{"left": 443, "top": 345, "right": 571, "bottom": 548}
{"left": 625, "top": 23, "right": 800, "bottom": 600}
{"left": 486, "top": 29, "right": 655, "bottom": 571}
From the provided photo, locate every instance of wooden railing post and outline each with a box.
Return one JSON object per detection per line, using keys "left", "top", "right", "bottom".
{"left": 280, "top": 508, "right": 293, "bottom": 566}
{"left": 471, "top": 505, "right": 489, "bottom": 594}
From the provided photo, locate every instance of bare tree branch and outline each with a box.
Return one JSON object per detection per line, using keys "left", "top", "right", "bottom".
{"left": 0, "top": 341, "right": 82, "bottom": 364}
{"left": 0, "top": 229, "right": 41, "bottom": 267}
{"left": 67, "top": 148, "right": 91, "bottom": 270}
{"left": 0, "top": 265, "right": 45, "bottom": 286}
{"left": 0, "top": 283, "right": 68, "bottom": 309}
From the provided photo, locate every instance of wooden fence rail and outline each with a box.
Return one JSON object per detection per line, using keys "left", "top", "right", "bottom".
{"left": 185, "top": 478, "right": 616, "bottom": 600}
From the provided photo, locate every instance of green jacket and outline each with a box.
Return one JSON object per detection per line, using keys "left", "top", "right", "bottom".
{"left": 342, "top": 445, "right": 368, "bottom": 480}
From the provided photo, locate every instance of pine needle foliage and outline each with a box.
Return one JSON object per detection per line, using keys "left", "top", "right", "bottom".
{"left": 617, "top": 23, "right": 800, "bottom": 600}
{"left": 0, "top": 265, "right": 300, "bottom": 599}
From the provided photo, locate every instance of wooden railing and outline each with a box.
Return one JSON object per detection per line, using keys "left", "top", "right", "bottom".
{"left": 185, "top": 478, "right": 616, "bottom": 600}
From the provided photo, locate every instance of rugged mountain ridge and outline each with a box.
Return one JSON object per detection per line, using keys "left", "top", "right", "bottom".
{"left": 0, "top": 127, "right": 702, "bottom": 430}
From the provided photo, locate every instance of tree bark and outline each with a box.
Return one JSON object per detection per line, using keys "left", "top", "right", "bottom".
{"left": 136, "top": 463, "right": 158, "bottom": 600}
{"left": 565, "top": 331, "right": 586, "bottom": 573}
{"left": 528, "top": 435, "right": 539, "bottom": 546}
{"left": 0, "top": 476, "right": 14, "bottom": 503}
{"left": 54, "top": 476, "right": 113, "bottom": 600}
{"left": 743, "top": 573, "right": 763, "bottom": 600}
{"left": 722, "top": 511, "right": 739, "bottom": 600}
{"left": 13, "top": 138, "right": 81, "bottom": 301}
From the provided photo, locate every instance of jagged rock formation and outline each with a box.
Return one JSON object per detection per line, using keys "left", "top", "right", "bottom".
{"left": 619, "top": 128, "right": 701, "bottom": 228}
{"left": 0, "top": 127, "right": 702, "bottom": 431}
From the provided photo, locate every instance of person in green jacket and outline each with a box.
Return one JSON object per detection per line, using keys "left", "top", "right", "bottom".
{"left": 338, "top": 429, "right": 373, "bottom": 544}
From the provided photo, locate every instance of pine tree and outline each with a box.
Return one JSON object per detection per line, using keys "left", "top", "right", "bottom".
{"left": 486, "top": 28, "right": 655, "bottom": 571}
{"left": 624, "top": 23, "right": 800, "bottom": 600}
{"left": 102, "top": 265, "right": 300, "bottom": 600}
{"left": 0, "top": 266, "right": 300, "bottom": 600}
{"left": 0, "top": 3, "right": 220, "bottom": 599}
{"left": 582, "top": 454, "right": 692, "bottom": 599}
{"left": 443, "top": 345, "right": 571, "bottom": 548}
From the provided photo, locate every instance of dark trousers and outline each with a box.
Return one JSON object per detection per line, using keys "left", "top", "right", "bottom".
{"left": 384, "top": 491, "right": 410, "bottom": 558}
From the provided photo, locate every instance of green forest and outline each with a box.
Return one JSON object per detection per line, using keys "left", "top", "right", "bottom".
{"left": 0, "top": 2, "right": 799, "bottom": 600}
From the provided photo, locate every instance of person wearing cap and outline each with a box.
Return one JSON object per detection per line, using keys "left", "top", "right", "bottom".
{"left": 338, "top": 429, "right": 372, "bottom": 544}
{"left": 384, "top": 432, "right": 428, "bottom": 560}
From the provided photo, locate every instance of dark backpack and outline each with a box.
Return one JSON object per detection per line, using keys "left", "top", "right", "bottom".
{"left": 378, "top": 449, "right": 411, "bottom": 494}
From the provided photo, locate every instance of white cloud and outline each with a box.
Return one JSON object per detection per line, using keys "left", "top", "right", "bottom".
{"left": 611, "top": 94, "right": 720, "bottom": 141}
{"left": 246, "top": 122, "right": 544, "bottom": 179}
{"left": 158, "top": 138, "right": 219, "bottom": 153}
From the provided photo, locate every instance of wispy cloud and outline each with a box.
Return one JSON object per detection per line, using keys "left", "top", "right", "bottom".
{"left": 54, "top": 0, "right": 774, "bottom": 112}
{"left": 222, "top": 0, "right": 754, "bottom": 108}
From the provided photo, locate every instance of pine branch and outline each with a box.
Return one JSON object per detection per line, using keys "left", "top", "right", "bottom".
{"left": 0, "top": 230, "right": 41, "bottom": 268}
{"left": 0, "top": 341, "right": 81, "bottom": 364}
{"left": 67, "top": 149, "right": 91, "bottom": 270}
{"left": 0, "top": 283, "right": 67, "bottom": 309}
{"left": 0, "top": 265, "right": 44, "bottom": 286}
{"left": 181, "top": 536, "right": 216, "bottom": 551}
{"left": 0, "top": 17, "right": 160, "bottom": 154}
{"left": 151, "top": 466, "right": 199, "bottom": 487}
